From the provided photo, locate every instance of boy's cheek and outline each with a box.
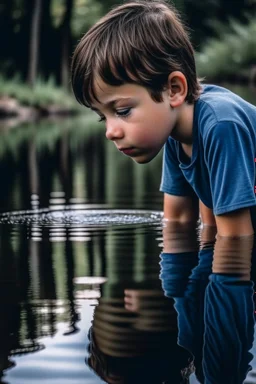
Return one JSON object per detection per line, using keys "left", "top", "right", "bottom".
{"left": 134, "top": 132, "right": 159, "bottom": 146}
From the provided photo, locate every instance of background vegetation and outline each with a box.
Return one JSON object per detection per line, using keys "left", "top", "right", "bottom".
{"left": 1, "top": 0, "right": 256, "bottom": 104}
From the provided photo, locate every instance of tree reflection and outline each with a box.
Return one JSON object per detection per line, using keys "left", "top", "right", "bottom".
{"left": 86, "top": 226, "right": 193, "bottom": 383}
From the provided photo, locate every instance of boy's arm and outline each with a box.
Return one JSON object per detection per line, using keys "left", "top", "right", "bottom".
{"left": 163, "top": 193, "right": 199, "bottom": 223}
{"left": 164, "top": 196, "right": 254, "bottom": 234}
{"left": 215, "top": 208, "right": 254, "bottom": 236}
{"left": 163, "top": 194, "right": 199, "bottom": 254}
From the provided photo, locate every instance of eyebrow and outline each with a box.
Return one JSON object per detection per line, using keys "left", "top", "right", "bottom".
{"left": 91, "top": 97, "right": 133, "bottom": 111}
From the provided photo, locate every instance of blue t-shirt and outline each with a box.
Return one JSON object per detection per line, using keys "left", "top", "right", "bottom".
{"left": 160, "top": 84, "right": 256, "bottom": 216}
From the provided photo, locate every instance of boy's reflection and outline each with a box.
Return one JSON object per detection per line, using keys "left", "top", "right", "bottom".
{"left": 160, "top": 221, "right": 255, "bottom": 383}
{"left": 86, "top": 285, "right": 192, "bottom": 383}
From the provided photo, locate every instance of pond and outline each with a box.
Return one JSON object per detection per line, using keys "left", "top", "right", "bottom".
{"left": 0, "top": 84, "right": 256, "bottom": 384}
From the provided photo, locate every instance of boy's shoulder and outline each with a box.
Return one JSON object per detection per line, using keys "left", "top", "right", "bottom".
{"left": 196, "top": 84, "right": 256, "bottom": 133}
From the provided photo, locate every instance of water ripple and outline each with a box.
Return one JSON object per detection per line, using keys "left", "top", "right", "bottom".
{"left": 0, "top": 208, "right": 163, "bottom": 227}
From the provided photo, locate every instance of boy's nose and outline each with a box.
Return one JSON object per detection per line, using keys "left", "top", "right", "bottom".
{"left": 105, "top": 120, "right": 124, "bottom": 141}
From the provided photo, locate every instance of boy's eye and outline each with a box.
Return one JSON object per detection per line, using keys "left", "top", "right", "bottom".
{"left": 96, "top": 107, "right": 131, "bottom": 122}
{"left": 115, "top": 108, "right": 131, "bottom": 117}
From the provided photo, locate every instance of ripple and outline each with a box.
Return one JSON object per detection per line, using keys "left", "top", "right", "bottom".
{"left": 0, "top": 208, "right": 163, "bottom": 227}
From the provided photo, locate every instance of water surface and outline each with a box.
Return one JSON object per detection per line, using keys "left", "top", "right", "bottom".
{"left": 0, "top": 85, "right": 256, "bottom": 383}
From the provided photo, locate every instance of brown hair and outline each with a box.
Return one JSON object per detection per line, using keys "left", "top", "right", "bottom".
{"left": 86, "top": 326, "right": 193, "bottom": 383}
{"left": 71, "top": 0, "right": 201, "bottom": 107}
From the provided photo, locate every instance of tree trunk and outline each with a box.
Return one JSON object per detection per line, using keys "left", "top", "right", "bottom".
{"left": 27, "top": 0, "right": 42, "bottom": 87}
{"left": 60, "top": 0, "right": 74, "bottom": 90}
{"left": 40, "top": 0, "right": 54, "bottom": 79}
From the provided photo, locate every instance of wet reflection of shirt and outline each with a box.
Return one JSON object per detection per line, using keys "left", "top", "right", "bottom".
{"left": 160, "top": 229, "right": 255, "bottom": 384}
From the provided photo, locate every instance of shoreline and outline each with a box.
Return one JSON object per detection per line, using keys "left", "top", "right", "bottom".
{"left": 0, "top": 96, "right": 79, "bottom": 121}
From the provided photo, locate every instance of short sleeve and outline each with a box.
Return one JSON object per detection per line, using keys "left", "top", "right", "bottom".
{"left": 160, "top": 138, "right": 197, "bottom": 197}
{"left": 204, "top": 121, "right": 256, "bottom": 215}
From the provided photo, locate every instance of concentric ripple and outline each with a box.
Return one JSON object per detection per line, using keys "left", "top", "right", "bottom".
{"left": 0, "top": 208, "right": 163, "bottom": 227}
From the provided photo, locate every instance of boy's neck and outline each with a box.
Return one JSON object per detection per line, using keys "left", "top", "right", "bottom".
{"left": 170, "top": 102, "right": 194, "bottom": 146}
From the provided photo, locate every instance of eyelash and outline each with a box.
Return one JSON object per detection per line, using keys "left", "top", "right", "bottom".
{"left": 116, "top": 108, "right": 131, "bottom": 117}
{"left": 97, "top": 108, "right": 132, "bottom": 122}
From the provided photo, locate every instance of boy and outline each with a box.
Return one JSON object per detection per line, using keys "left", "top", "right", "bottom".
{"left": 71, "top": 0, "right": 256, "bottom": 279}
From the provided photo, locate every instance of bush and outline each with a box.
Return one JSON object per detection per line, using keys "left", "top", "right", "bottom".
{"left": 0, "top": 75, "right": 83, "bottom": 111}
{"left": 196, "top": 17, "right": 256, "bottom": 80}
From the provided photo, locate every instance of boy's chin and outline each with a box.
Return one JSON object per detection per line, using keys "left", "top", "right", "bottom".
{"left": 131, "top": 152, "right": 158, "bottom": 164}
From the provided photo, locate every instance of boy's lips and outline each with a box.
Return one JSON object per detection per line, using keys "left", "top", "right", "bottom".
{"left": 117, "top": 147, "right": 136, "bottom": 156}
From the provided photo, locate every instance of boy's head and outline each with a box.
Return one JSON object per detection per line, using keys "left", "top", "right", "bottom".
{"left": 71, "top": 0, "right": 201, "bottom": 108}
{"left": 86, "top": 323, "right": 193, "bottom": 383}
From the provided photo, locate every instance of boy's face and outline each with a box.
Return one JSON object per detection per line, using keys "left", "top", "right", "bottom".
{"left": 91, "top": 80, "right": 178, "bottom": 164}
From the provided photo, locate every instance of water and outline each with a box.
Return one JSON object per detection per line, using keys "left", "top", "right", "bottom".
{"left": 0, "top": 208, "right": 163, "bottom": 226}
{"left": 0, "top": 85, "right": 256, "bottom": 383}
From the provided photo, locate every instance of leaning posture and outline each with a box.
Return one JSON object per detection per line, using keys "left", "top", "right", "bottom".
{"left": 71, "top": 0, "right": 256, "bottom": 279}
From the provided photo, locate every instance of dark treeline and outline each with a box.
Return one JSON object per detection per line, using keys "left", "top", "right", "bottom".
{"left": 1, "top": 0, "right": 256, "bottom": 88}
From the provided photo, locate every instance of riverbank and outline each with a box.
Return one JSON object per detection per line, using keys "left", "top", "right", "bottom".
{"left": 0, "top": 76, "right": 83, "bottom": 121}
{"left": 0, "top": 95, "right": 80, "bottom": 119}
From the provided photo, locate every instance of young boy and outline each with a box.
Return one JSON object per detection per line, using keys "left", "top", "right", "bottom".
{"left": 71, "top": 0, "right": 256, "bottom": 278}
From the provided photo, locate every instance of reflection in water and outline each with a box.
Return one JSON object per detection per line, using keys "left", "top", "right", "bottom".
{"left": 0, "top": 93, "right": 256, "bottom": 382}
{"left": 0, "top": 115, "right": 165, "bottom": 383}
{"left": 0, "top": 117, "right": 163, "bottom": 214}
{"left": 0, "top": 217, "right": 193, "bottom": 383}
{"left": 87, "top": 279, "right": 192, "bottom": 383}
{"left": 160, "top": 222, "right": 256, "bottom": 383}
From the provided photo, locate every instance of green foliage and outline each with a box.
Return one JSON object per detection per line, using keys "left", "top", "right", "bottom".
{"left": 71, "top": 0, "right": 103, "bottom": 36}
{"left": 1, "top": 0, "right": 256, "bottom": 90}
{"left": 0, "top": 75, "right": 83, "bottom": 110}
{"left": 51, "top": 0, "right": 66, "bottom": 28}
{"left": 51, "top": 0, "right": 103, "bottom": 36}
{"left": 196, "top": 17, "right": 256, "bottom": 79}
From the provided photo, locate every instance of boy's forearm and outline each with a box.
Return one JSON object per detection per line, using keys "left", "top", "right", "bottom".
{"left": 215, "top": 208, "right": 254, "bottom": 237}
{"left": 163, "top": 193, "right": 199, "bottom": 223}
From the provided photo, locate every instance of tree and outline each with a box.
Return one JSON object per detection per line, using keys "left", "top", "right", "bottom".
{"left": 60, "top": 0, "right": 74, "bottom": 90}
{"left": 27, "top": 0, "right": 42, "bottom": 87}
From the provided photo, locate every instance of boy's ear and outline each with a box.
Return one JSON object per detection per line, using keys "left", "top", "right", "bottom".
{"left": 166, "top": 71, "right": 188, "bottom": 108}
